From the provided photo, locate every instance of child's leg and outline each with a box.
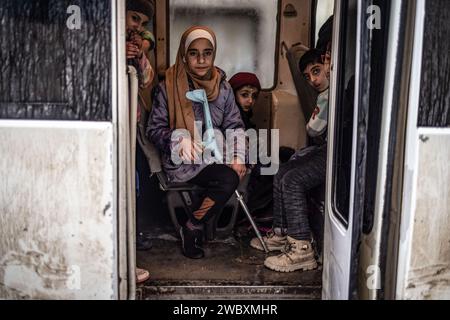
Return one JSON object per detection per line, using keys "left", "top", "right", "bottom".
{"left": 273, "top": 161, "right": 304, "bottom": 231}
{"left": 180, "top": 164, "right": 240, "bottom": 259}
{"left": 280, "top": 145, "right": 327, "bottom": 240}
{"left": 187, "top": 164, "right": 240, "bottom": 225}
{"left": 251, "top": 160, "right": 307, "bottom": 253}
{"left": 263, "top": 145, "right": 327, "bottom": 272}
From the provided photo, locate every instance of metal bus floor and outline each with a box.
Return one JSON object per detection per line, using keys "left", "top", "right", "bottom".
{"left": 136, "top": 231, "right": 322, "bottom": 300}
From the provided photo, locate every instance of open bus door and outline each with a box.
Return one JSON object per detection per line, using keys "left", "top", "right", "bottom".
{"left": 321, "top": 0, "right": 362, "bottom": 300}
{"left": 322, "top": 0, "right": 400, "bottom": 299}
{"left": 0, "top": 0, "right": 133, "bottom": 299}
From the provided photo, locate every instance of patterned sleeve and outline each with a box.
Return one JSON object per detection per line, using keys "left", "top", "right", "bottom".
{"left": 306, "top": 89, "right": 329, "bottom": 138}
{"left": 139, "top": 54, "right": 154, "bottom": 89}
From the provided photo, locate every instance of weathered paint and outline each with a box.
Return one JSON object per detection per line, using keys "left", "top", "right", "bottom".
{"left": 0, "top": 0, "right": 112, "bottom": 121}
{"left": 418, "top": 0, "right": 450, "bottom": 127}
{"left": 0, "top": 121, "right": 116, "bottom": 299}
{"left": 404, "top": 131, "right": 450, "bottom": 300}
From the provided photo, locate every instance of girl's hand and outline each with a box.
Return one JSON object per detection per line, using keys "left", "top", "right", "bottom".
{"left": 230, "top": 158, "right": 247, "bottom": 180}
{"left": 126, "top": 42, "right": 143, "bottom": 59}
{"left": 131, "top": 33, "right": 143, "bottom": 49}
{"left": 178, "top": 137, "right": 203, "bottom": 163}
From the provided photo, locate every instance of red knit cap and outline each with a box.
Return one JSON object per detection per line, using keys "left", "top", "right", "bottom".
{"left": 229, "top": 72, "right": 261, "bottom": 92}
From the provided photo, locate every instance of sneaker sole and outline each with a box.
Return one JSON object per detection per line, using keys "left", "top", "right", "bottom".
{"left": 250, "top": 241, "right": 284, "bottom": 252}
{"left": 264, "top": 259, "right": 318, "bottom": 273}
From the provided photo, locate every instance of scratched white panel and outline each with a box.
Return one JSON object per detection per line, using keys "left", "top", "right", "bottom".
{"left": 405, "top": 132, "right": 450, "bottom": 300}
{"left": 0, "top": 121, "right": 116, "bottom": 300}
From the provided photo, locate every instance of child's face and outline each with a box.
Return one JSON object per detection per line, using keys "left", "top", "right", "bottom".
{"left": 186, "top": 39, "right": 214, "bottom": 78}
{"left": 126, "top": 10, "right": 150, "bottom": 34}
{"left": 303, "top": 63, "right": 329, "bottom": 92}
{"left": 236, "top": 86, "right": 259, "bottom": 112}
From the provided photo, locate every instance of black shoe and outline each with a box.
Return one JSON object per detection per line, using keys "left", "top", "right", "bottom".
{"left": 136, "top": 232, "right": 153, "bottom": 251}
{"left": 180, "top": 227, "right": 204, "bottom": 259}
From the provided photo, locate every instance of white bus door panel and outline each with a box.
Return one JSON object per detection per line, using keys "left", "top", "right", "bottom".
{"left": 322, "top": 0, "right": 362, "bottom": 300}
{"left": 0, "top": 122, "right": 116, "bottom": 299}
{"left": 0, "top": 0, "right": 126, "bottom": 299}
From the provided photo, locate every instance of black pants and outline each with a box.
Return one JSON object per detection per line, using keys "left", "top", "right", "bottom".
{"left": 188, "top": 164, "right": 240, "bottom": 225}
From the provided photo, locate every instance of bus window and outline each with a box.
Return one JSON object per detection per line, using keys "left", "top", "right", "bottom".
{"left": 0, "top": 0, "right": 112, "bottom": 121}
{"left": 331, "top": 0, "right": 357, "bottom": 227}
{"left": 362, "top": 0, "right": 391, "bottom": 234}
{"left": 169, "top": 0, "right": 279, "bottom": 89}
{"left": 314, "top": 0, "right": 334, "bottom": 47}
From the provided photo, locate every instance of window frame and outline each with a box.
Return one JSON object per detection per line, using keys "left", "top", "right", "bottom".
{"left": 360, "top": 0, "right": 391, "bottom": 235}
{"left": 329, "top": 0, "right": 357, "bottom": 229}
{"left": 311, "top": 0, "right": 335, "bottom": 49}
{"left": 166, "top": 0, "right": 282, "bottom": 91}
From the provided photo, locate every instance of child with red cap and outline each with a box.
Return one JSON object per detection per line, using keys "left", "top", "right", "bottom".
{"left": 229, "top": 72, "right": 261, "bottom": 130}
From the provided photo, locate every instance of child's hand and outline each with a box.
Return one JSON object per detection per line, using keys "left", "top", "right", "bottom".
{"left": 127, "top": 34, "right": 144, "bottom": 59}
{"left": 131, "top": 33, "right": 143, "bottom": 50}
{"left": 126, "top": 42, "right": 142, "bottom": 59}
{"left": 229, "top": 158, "right": 247, "bottom": 180}
{"left": 178, "top": 137, "right": 203, "bottom": 163}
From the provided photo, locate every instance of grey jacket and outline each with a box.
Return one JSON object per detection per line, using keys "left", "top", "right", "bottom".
{"left": 147, "top": 72, "right": 245, "bottom": 183}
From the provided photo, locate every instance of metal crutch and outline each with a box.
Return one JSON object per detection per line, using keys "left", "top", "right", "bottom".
{"left": 235, "top": 190, "right": 269, "bottom": 253}
{"left": 186, "top": 89, "right": 269, "bottom": 254}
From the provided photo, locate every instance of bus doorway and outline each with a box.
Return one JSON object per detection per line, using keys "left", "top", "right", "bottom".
{"left": 134, "top": 0, "right": 332, "bottom": 300}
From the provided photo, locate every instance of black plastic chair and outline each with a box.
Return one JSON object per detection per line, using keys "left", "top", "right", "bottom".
{"left": 140, "top": 132, "right": 248, "bottom": 241}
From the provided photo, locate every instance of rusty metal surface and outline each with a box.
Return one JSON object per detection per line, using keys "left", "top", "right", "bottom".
{"left": 137, "top": 285, "right": 321, "bottom": 300}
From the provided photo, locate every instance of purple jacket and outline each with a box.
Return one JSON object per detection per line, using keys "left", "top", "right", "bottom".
{"left": 147, "top": 71, "right": 245, "bottom": 183}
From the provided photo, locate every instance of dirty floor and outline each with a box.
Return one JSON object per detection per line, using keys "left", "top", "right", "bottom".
{"left": 136, "top": 231, "right": 322, "bottom": 300}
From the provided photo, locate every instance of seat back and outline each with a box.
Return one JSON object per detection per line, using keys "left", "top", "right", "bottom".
{"left": 285, "top": 43, "right": 318, "bottom": 121}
